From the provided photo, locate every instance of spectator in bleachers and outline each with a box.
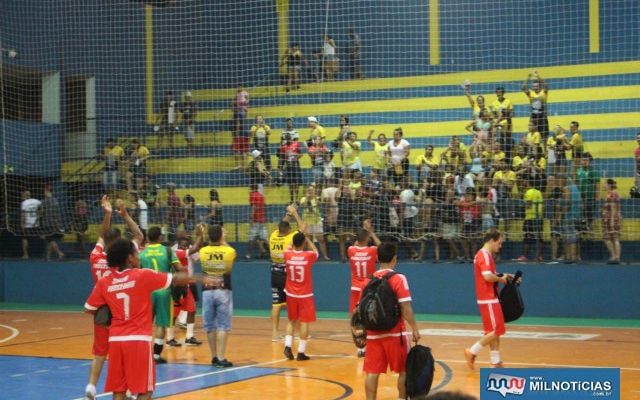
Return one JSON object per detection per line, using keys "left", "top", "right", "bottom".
{"left": 279, "top": 43, "right": 308, "bottom": 93}
{"left": 517, "top": 178, "right": 544, "bottom": 263}
{"left": 300, "top": 185, "right": 330, "bottom": 260}
{"left": 399, "top": 184, "right": 420, "bottom": 260}
{"left": 492, "top": 87, "right": 513, "bottom": 136}
{"left": 568, "top": 121, "right": 584, "bottom": 178}
{"left": 128, "top": 191, "right": 149, "bottom": 239}
{"left": 247, "top": 184, "right": 268, "bottom": 260}
{"left": 71, "top": 199, "right": 89, "bottom": 256}
{"left": 524, "top": 121, "right": 542, "bottom": 157}
{"left": 231, "top": 85, "right": 250, "bottom": 171}
{"left": 636, "top": 132, "right": 640, "bottom": 187}
{"left": 20, "top": 190, "right": 41, "bottom": 259}
{"left": 459, "top": 187, "right": 481, "bottom": 262}
{"left": 180, "top": 91, "right": 197, "bottom": 156}
{"left": 576, "top": 152, "right": 600, "bottom": 232}
{"left": 454, "top": 164, "right": 475, "bottom": 197}
{"left": 248, "top": 150, "right": 269, "bottom": 193}
{"left": 250, "top": 115, "right": 272, "bottom": 171}
{"left": 322, "top": 35, "right": 338, "bottom": 81}
{"left": 388, "top": 128, "right": 411, "bottom": 184}
{"left": 466, "top": 109, "right": 494, "bottom": 148}
{"left": 347, "top": 29, "right": 362, "bottom": 79}
{"left": 440, "top": 178, "right": 461, "bottom": 261}
{"left": 281, "top": 117, "right": 300, "bottom": 143}
{"left": 323, "top": 150, "right": 336, "bottom": 182}
{"left": 563, "top": 177, "right": 582, "bottom": 263}
{"left": 183, "top": 194, "right": 196, "bottom": 233}
{"left": 602, "top": 178, "right": 621, "bottom": 264}
{"left": 337, "top": 182, "right": 356, "bottom": 262}
{"left": 208, "top": 189, "right": 224, "bottom": 227}
{"left": 140, "top": 175, "right": 159, "bottom": 223}
{"left": 547, "top": 125, "right": 570, "bottom": 180}
{"left": 492, "top": 161, "right": 517, "bottom": 238}
{"left": 511, "top": 145, "right": 526, "bottom": 174}
{"left": 126, "top": 139, "right": 149, "bottom": 192}
{"left": 279, "top": 132, "right": 303, "bottom": 203}
{"left": 156, "top": 91, "right": 178, "bottom": 154}
{"left": 462, "top": 81, "right": 487, "bottom": 119}
{"left": 307, "top": 116, "right": 326, "bottom": 146}
{"left": 166, "top": 183, "right": 181, "bottom": 243}
{"left": 417, "top": 172, "right": 444, "bottom": 262}
{"left": 321, "top": 178, "right": 340, "bottom": 241}
{"left": 307, "top": 136, "right": 330, "bottom": 185}
{"left": 334, "top": 115, "right": 351, "bottom": 148}
{"left": 477, "top": 181, "right": 498, "bottom": 232}
{"left": 522, "top": 71, "right": 549, "bottom": 142}
{"left": 549, "top": 185, "right": 564, "bottom": 262}
{"left": 441, "top": 136, "right": 467, "bottom": 169}
{"left": 341, "top": 132, "right": 362, "bottom": 173}
{"left": 102, "top": 138, "right": 124, "bottom": 195}
{"left": 496, "top": 125, "right": 515, "bottom": 166}
{"left": 40, "top": 187, "right": 65, "bottom": 261}
{"left": 367, "top": 130, "right": 389, "bottom": 179}
{"left": 415, "top": 145, "right": 439, "bottom": 184}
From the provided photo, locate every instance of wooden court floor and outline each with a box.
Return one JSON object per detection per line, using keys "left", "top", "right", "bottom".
{"left": 1, "top": 310, "right": 639, "bottom": 399}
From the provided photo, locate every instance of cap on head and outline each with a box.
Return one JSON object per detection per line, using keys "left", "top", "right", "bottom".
{"left": 308, "top": 116, "right": 318, "bottom": 124}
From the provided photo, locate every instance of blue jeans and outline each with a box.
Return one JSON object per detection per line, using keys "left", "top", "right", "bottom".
{"left": 202, "top": 289, "right": 233, "bottom": 332}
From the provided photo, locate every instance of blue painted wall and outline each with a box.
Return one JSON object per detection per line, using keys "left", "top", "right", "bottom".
{"left": 2, "top": 261, "right": 639, "bottom": 319}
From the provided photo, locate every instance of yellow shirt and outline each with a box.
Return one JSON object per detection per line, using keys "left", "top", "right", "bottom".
{"left": 105, "top": 145, "right": 124, "bottom": 159}
{"left": 342, "top": 140, "right": 360, "bottom": 166}
{"left": 492, "top": 151, "right": 506, "bottom": 164}
{"left": 526, "top": 131, "right": 541, "bottom": 147}
{"left": 300, "top": 197, "right": 322, "bottom": 225}
{"left": 200, "top": 244, "right": 237, "bottom": 289}
{"left": 512, "top": 155, "right": 524, "bottom": 170}
{"left": 528, "top": 90, "right": 548, "bottom": 114}
{"left": 537, "top": 157, "right": 547, "bottom": 170}
{"left": 570, "top": 132, "right": 584, "bottom": 155}
{"left": 493, "top": 170, "right": 516, "bottom": 188}
{"left": 310, "top": 125, "right": 326, "bottom": 141}
{"left": 133, "top": 145, "right": 149, "bottom": 159}
{"left": 269, "top": 230, "right": 297, "bottom": 264}
{"left": 546, "top": 136, "right": 556, "bottom": 149}
{"left": 250, "top": 124, "right": 271, "bottom": 140}
{"left": 372, "top": 142, "right": 390, "bottom": 169}
{"left": 524, "top": 188, "right": 544, "bottom": 220}
{"left": 491, "top": 98, "right": 513, "bottom": 127}
{"left": 414, "top": 154, "right": 439, "bottom": 169}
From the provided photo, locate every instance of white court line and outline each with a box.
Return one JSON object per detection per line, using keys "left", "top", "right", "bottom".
{"left": 0, "top": 324, "right": 19, "bottom": 344}
{"left": 12, "top": 319, "right": 27, "bottom": 322}
{"left": 10, "top": 373, "right": 25, "bottom": 377}
{"left": 70, "top": 358, "right": 290, "bottom": 400}
{"left": 34, "top": 369, "right": 49, "bottom": 374}
{"left": 438, "top": 358, "right": 640, "bottom": 372}
{"left": 49, "top": 327, "right": 64, "bottom": 330}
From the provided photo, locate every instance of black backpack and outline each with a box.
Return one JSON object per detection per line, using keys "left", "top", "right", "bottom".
{"left": 357, "top": 271, "right": 400, "bottom": 331}
{"left": 499, "top": 270, "right": 524, "bottom": 323}
{"left": 405, "top": 345, "right": 435, "bottom": 399}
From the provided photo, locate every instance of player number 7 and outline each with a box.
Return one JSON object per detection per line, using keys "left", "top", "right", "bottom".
{"left": 116, "top": 292, "right": 130, "bottom": 320}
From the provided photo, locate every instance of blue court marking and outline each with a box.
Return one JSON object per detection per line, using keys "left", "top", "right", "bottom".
{"left": 0, "top": 355, "right": 288, "bottom": 399}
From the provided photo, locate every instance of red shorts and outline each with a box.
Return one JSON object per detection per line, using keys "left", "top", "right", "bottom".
{"left": 92, "top": 324, "right": 109, "bottom": 356}
{"left": 105, "top": 341, "right": 155, "bottom": 395}
{"left": 363, "top": 333, "right": 410, "bottom": 374}
{"left": 479, "top": 301, "right": 506, "bottom": 336}
{"left": 286, "top": 296, "right": 316, "bottom": 323}
{"left": 173, "top": 287, "right": 196, "bottom": 315}
{"left": 231, "top": 136, "right": 249, "bottom": 153}
{"left": 349, "top": 288, "right": 362, "bottom": 315}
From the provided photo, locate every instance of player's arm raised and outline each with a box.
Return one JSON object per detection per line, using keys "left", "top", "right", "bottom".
{"left": 188, "top": 224, "right": 206, "bottom": 256}
{"left": 287, "top": 204, "right": 307, "bottom": 234}
{"left": 363, "top": 219, "right": 381, "bottom": 246}
{"left": 98, "top": 195, "right": 112, "bottom": 246}
{"left": 115, "top": 198, "right": 144, "bottom": 246}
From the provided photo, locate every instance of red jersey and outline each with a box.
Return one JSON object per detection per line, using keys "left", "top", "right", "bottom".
{"left": 459, "top": 200, "right": 481, "bottom": 224}
{"left": 366, "top": 269, "right": 412, "bottom": 338}
{"left": 172, "top": 245, "right": 198, "bottom": 276}
{"left": 474, "top": 248, "right": 498, "bottom": 302}
{"left": 85, "top": 268, "right": 172, "bottom": 341}
{"left": 284, "top": 250, "right": 318, "bottom": 298}
{"left": 89, "top": 243, "right": 111, "bottom": 284}
{"left": 348, "top": 245, "right": 377, "bottom": 285}
{"left": 281, "top": 141, "right": 301, "bottom": 162}
{"left": 249, "top": 191, "right": 266, "bottom": 223}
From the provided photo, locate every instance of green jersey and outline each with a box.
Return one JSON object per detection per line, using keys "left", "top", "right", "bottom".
{"left": 576, "top": 167, "right": 600, "bottom": 200}
{"left": 139, "top": 243, "right": 177, "bottom": 273}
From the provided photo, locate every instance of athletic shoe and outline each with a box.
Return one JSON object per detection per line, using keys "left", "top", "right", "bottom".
{"left": 215, "top": 359, "right": 233, "bottom": 368}
{"left": 296, "top": 353, "right": 310, "bottom": 361}
{"left": 464, "top": 348, "right": 476, "bottom": 370}
{"left": 284, "top": 346, "right": 294, "bottom": 360}
{"left": 185, "top": 336, "right": 202, "bottom": 346}
{"left": 166, "top": 339, "right": 182, "bottom": 347}
{"left": 515, "top": 255, "right": 528, "bottom": 262}
{"left": 154, "top": 356, "right": 167, "bottom": 364}
{"left": 84, "top": 392, "right": 96, "bottom": 400}
{"left": 491, "top": 361, "right": 504, "bottom": 368}
{"left": 211, "top": 356, "right": 219, "bottom": 366}
{"left": 357, "top": 349, "right": 366, "bottom": 358}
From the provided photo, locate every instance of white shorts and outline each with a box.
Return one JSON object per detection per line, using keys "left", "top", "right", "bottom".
{"left": 249, "top": 223, "right": 268, "bottom": 241}
{"left": 184, "top": 125, "right": 195, "bottom": 140}
{"left": 306, "top": 223, "right": 324, "bottom": 236}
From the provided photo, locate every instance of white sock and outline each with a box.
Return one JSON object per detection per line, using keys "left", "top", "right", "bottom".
{"left": 166, "top": 327, "right": 175, "bottom": 341}
{"left": 285, "top": 335, "right": 293, "bottom": 347}
{"left": 154, "top": 338, "right": 165, "bottom": 346}
{"left": 186, "top": 323, "right": 195, "bottom": 338}
{"left": 298, "top": 340, "right": 307, "bottom": 354}
{"left": 490, "top": 351, "right": 501, "bottom": 364}
{"left": 470, "top": 342, "right": 483, "bottom": 355}
{"left": 178, "top": 311, "right": 188, "bottom": 325}
{"left": 85, "top": 384, "right": 96, "bottom": 395}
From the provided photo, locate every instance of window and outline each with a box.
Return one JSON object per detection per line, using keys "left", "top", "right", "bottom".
{"left": 0, "top": 66, "right": 42, "bottom": 122}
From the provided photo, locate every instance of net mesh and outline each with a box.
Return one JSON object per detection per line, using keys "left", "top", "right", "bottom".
{"left": 1, "top": 0, "right": 639, "bottom": 260}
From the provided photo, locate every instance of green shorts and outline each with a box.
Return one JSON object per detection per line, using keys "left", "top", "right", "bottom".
{"left": 152, "top": 289, "right": 173, "bottom": 328}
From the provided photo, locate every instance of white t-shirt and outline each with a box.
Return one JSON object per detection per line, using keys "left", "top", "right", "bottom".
{"left": 167, "top": 100, "right": 177, "bottom": 124}
{"left": 388, "top": 139, "right": 410, "bottom": 165}
{"left": 321, "top": 186, "right": 339, "bottom": 225}
{"left": 399, "top": 189, "right": 419, "bottom": 219}
{"left": 171, "top": 244, "right": 200, "bottom": 276}
{"left": 21, "top": 198, "right": 42, "bottom": 228}
{"left": 323, "top": 41, "right": 335, "bottom": 57}
{"left": 137, "top": 199, "right": 149, "bottom": 230}
{"left": 455, "top": 173, "right": 476, "bottom": 196}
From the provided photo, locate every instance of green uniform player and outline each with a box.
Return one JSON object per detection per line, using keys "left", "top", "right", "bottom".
{"left": 140, "top": 243, "right": 179, "bottom": 328}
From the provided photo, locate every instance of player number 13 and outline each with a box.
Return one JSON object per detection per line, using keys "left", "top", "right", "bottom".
{"left": 288, "top": 265, "right": 305, "bottom": 283}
